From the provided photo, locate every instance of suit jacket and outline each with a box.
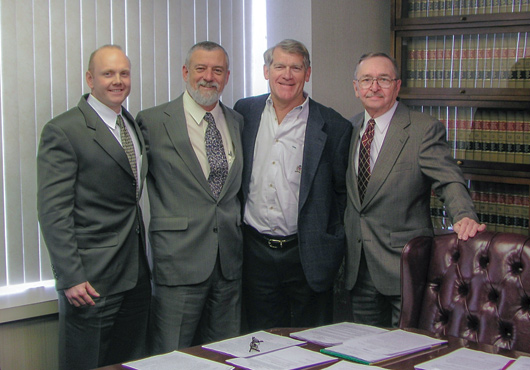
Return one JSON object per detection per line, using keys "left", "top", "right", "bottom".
{"left": 344, "top": 102, "right": 479, "bottom": 295}
{"left": 37, "top": 94, "right": 148, "bottom": 297}
{"left": 136, "top": 94, "right": 244, "bottom": 285}
{"left": 234, "top": 94, "right": 352, "bottom": 293}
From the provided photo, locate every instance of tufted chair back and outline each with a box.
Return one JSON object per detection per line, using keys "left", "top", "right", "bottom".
{"left": 399, "top": 231, "right": 530, "bottom": 352}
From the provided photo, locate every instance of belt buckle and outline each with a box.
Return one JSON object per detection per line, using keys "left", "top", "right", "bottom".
{"left": 267, "top": 238, "right": 283, "bottom": 249}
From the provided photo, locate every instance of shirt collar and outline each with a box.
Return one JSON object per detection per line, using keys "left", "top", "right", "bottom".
{"left": 265, "top": 92, "right": 310, "bottom": 117}
{"left": 183, "top": 90, "right": 222, "bottom": 125}
{"left": 87, "top": 94, "right": 123, "bottom": 128}
{"left": 363, "top": 100, "right": 399, "bottom": 133}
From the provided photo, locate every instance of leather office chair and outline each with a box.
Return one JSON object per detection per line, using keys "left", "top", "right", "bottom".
{"left": 399, "top": 231, "right": 530, "bottom": 352}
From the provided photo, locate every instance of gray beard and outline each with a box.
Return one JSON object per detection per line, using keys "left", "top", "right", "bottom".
{"left": 187, "top": 80, "right": 220, "bottom": 108}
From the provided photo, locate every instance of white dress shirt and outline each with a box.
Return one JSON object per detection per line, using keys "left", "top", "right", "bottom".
{"left": 183, "top": 90, "right": 234, "bottom": 179}
{"left": 244, "top": 94, "right": 310, "bottom": 236}
{"left": 354, "top": 101, "right": 399, "bottom": 175}
{"left": 87, "top": 94, "right": 142, "bottom": 180}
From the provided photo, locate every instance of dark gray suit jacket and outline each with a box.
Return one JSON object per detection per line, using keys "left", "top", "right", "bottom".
{"left": 344, "top": 102, "right": 479, "bottom": 295}
{"left": 234, "top": 94, "right": 352, "bottom": 292}
{"left": 37, "top": 94, "right": 148, "bottom": 296}
{"left": 136, "top": 94, "right": 244, "bottom": 285}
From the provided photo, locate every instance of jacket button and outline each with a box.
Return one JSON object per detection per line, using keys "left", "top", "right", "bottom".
{"left": 213, "top": 227, "right": 218, "bottom": 233}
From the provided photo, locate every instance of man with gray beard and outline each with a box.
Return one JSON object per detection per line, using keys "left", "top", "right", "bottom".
{"left": 136, "top": 41, "right": 244, "bottom": 353}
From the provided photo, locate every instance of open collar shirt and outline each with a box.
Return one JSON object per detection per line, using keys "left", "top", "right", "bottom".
{"left": 244, "top": 93, "right": 310, "bottom": 237}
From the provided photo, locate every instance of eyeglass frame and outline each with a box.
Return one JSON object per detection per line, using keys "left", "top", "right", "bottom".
{"left": 354, "top": 76, "right": 398, "bottom": 89}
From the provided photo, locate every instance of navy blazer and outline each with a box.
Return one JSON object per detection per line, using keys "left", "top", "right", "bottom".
{"left": 234, "top": 94, "right": 352, "bottom": 292}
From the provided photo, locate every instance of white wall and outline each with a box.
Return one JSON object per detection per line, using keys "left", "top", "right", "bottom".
{"left": 312, "top": 0, "right": 391, "bottom": 118}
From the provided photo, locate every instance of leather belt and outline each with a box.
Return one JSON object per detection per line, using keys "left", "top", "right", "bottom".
{"left": 244, "top": 224, "right": 298, "bottom": 249}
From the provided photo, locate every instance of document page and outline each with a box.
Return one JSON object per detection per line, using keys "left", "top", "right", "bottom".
{"left": 123, "top": 350, "right": 234, "bottom": 370}
{"left": 290, "top": 322, "right": 388, "bottom": 346}
{"left": 414, "top": 348, "right": 514, "bottom": 370}
{"left": 322, "top": 329, "right": 447, "bottom": 364}
{"left": 325, "top": 360, "right": 386, "bottom": 369}
{"left": 226, "top": 346, "right": 338, "bottom": 370}
{"left": 202, "top": 330, "right": 305, "bottom": 358}
{"left": 507, "top": 356, "right": 530, "bottom": 369}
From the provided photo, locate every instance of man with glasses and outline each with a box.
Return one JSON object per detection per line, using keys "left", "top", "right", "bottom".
{"left": 344, "top": 52, "right": 485, "bottom": 327}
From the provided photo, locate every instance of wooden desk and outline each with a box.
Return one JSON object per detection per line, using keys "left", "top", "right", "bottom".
{"left": 95, "top": 327, "right": 528, "bottom": 370}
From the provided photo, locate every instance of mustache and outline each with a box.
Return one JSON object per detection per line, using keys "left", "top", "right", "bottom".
{"left": 198, "top": 81, "right": 219, "bottom": 89}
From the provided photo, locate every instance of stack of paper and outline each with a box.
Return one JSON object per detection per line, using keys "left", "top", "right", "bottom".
{"left": 290, "top": 322, "right": 388, "bottom": 346}
{"left": 414, "top": 348, "right": 514, "bottom": 370}
{"left": 321, "top": 329, "right": 447, "bottom": 365}
{"left": 123, "top": 350, "right": 234, "bottom": 370}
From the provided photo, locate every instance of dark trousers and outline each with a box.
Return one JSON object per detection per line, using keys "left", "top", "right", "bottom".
{"left": 58, "top": 258, "right": 150, "bottom": 370}
{"left": 350, "top": 249, "right": 401, "bottom": 328}
{"left": 242, "top": 225, "right": 332, "bottom": 332}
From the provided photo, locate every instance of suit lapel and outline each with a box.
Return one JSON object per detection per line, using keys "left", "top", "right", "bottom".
{"left": 349, "top": 116, "right": 363, "bottom": 210}
{"left": 241, "top": 96, "right": 267, "bottom": 202}
{"left": 218, "top": 102, "right": 242, "bottom": 200}
{"left": 78, "top": 96, "right": 135, "bottom": 179}
{"left": 162, "top": 95, "right": 213, "bottom": 196}
{"left": 362, "top": 103, "right": 410, "bottom": 207}
{"left": 299, "top": 99, "right": 327, "bottom": 212}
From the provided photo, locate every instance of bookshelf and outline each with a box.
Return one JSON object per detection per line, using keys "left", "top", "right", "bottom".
{"left": 392, "top": 0, "right": 530, "bottom": 234}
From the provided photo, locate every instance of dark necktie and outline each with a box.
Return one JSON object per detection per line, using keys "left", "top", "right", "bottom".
{"left": 116, "top": 115, "right": 139, "bottom": 200}
{"left": 204, "top": 112, "right": 228, "bottom": 199}
{"left": 358, "top": 118, "right": 376, "bottom": 204}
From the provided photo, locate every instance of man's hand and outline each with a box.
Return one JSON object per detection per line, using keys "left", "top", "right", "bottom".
{"left": 64, "top": 281, "right": 100, "bottom": 307}
{"left": 453, "top": 217, "right": 487, "bottom": 240}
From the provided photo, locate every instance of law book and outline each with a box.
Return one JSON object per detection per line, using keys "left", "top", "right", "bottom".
{"left": 485, "top": 182, "right": 497, "bottom": 228}
{"left": 466, "top": 34, "right": 478, "bottom": 87}
{"left": 521, "top": 189, "right": 530, "bottom": 233}
{"left": 498, "top": 33, "right": 511, "bottom": 87}
{"left": 492, "top": 110, "right": 507, "bottom": 163}
{"left": 420, "top": 0, "right": 428, "bottom": 17}
{"left": 514, "top": 32, "right": 527, "bottom": 88}
{"left": 472, "top": 109, "right": 484, "bottom": 161}
{"left": 477, "top": 0, "right": 487, "bottom": 13}
{"left": 505, "top": 111, "right": 516, "bottom": 163}
{"left": 431, "top": 0, "right": 440, "bottom": 16}
{"left": 470, "top": 181, "right": 486, "bottom": 225}
{"left": 460, "top": 35, "right": 470, "bottom": 88}
{"left": 426, "top": 36, "right": 437, "bottom": 87}
{"left": 452, "top": 35, "right": 463, "bottom": 87}
{"left": 512, "top": 184, "right": 525, "bottom": 234}
{"left": 523, "top": 110, "right": 530, "bottom": 164}
{"left": 484, "top": 34, "right": 495, "bottom": 87}
{"left": 416, "top": 37, "right": 427, "bottom": 87}
{"left": 463, "top": 108, "right": 475, "bottom": 160}
{"left": 476, "top": 34, "right": 487, "bottom": 87}
{"left": 525, "top": 48, "right": 530, "bottom": 88}
{"left": 407, "top": 38, "right": 417, "bottom": 88}
{"left": 494, "top": 182, "right": 506, "bottom": 232}
{"left": 514, "top": 110, "right": 525, "bottom": 164}
{"left": 481, "top": 110, "right": 494, "bottom": 162}
{"left": 435, "top": 36, "right": 446, "bottom": 87}
{"left": 504, "top": 184, "right": 516, "bottom": 233}
{"left": 444, "top": 36, "right": 454, "bottom": 86}
{"left": 408, "top": 0, "right": 417, "bottom": 18}
{"left": 491, "top": 34, "right": 502, "bottom": 88}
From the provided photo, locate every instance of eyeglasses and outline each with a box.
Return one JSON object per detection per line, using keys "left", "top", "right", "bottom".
{"left": 355, "top": 77, "right": 397, "bottom": 89}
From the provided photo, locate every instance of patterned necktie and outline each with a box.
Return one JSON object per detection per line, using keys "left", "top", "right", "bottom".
{"left": 116, "top": 115, "right": 139, "bottom": 200}
{"left": 358, "top": 118, "right": 376, "bottom": 204}
{"left": 204, "top": 112, "right": 228, "bottom": 199}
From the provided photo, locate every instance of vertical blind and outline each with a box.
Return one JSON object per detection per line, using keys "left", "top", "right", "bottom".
{"left": 0, "top": 0, "right": 255, "bottom": 290}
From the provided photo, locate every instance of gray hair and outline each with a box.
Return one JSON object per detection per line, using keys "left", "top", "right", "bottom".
{"left": 354, "top": 52, "right": 400, "bottom": 80}
{"left": 185, "top": 41, "right": 230, "bottom": 70}
{"left": 263, "top": 39, "right": 311, "bottom": 70}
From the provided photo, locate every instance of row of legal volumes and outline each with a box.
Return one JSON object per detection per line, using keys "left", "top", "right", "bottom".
{"left": 431, "top": 181, "right": 530, "bottom": 234}
{"left": 407, "top": 0, "right": 530, "bottom": 17}
{"left": 411, "top": 106, "right": 530, "bottom": 164}
{"left": 405, "top": 33, "right": 530, "bottom": 89}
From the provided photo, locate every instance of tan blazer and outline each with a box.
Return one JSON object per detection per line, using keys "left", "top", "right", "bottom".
{"left": 344, "top": 102, "right": 478, "bottom": 295}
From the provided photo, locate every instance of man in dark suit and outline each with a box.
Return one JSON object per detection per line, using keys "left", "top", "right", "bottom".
{"left": 234, "top": 39, "right": 352, "bottom": 330}
{"left": 136, "top": 41, "right": 243, "bottom": 353}
{"left": 37, "top": 45, "right": 150, "bottom": 370}
{"left": 344, "top": 52, "right": 486, "bottom": 328}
